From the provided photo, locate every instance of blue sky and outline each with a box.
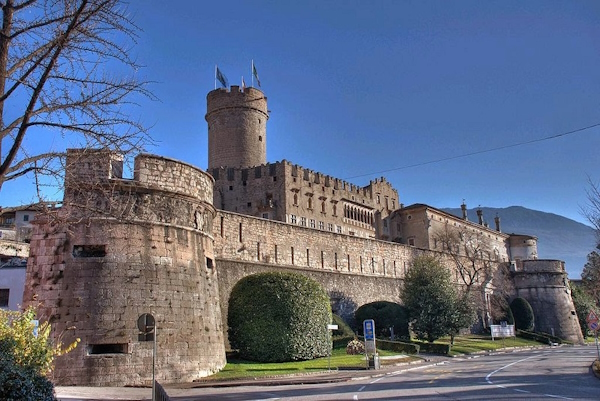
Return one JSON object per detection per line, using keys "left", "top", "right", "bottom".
{"left": 3, "top": 0, "right": 600, "bottom": 227}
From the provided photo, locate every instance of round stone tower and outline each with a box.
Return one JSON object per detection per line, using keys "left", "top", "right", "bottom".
{"left": 206, "top": 86, "right": 269, "bottom": 169}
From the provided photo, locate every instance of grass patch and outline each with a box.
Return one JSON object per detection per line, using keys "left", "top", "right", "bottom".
{"left": 203, "top": 347, "right": 414, "bottom": 381}
{"left": 201, "top": 335, "right": 547, "bottom": 381}
{"left": 425, "top": 335, "right": 546, "bottom": 356}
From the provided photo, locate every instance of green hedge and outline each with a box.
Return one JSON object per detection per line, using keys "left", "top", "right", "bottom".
{"left": 228, "top": 271, "right": 332, "bottom": 362}
{"left": 375, "top": 339, "right": 420, "bottom": 354}
{"left": 517, "top": 330, "right": 570, "bottom": 345}
{"left": 355, "top": 301, "right": 410, "bottom": 340}
{"left": 413, "top": 341, "right": 451, "bottom": 355}
{"left": 510, "top": 297, "right": 535, "bottom": 331}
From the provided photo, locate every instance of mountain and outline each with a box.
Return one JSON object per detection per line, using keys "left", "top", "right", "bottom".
{"left": 440, "top": 206, "right": 597, "bottom": 279}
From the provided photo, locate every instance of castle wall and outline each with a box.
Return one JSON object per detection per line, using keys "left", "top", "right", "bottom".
{"left": 23, "top": 151, "right": 226, "bottom": 386}
{"left": 513, "top": 260, "right": 583, "bottom": 344}
{"left": 213, "top": 161, "right": 400, "bottom": 240}
{"left": 216, "top": 259, "right": 403, "bottom": 343}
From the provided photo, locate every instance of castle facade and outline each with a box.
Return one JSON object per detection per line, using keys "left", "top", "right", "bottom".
{"left": 23, "top": 86, "right": 583, "bottom": 386}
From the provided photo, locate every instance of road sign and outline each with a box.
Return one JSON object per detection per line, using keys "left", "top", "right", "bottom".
{"left": 586, "top": 311, "right": 598, "bottom": 323}
{"left": 590, "top": 321, "right": 599, "bottom": 331}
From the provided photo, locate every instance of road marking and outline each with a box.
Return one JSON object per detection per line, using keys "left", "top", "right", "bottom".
{"left": 485, "top": 353, "right": 573, "bottom": 400}
{"left": 358, "top": 386, "right": 365, "bottom": 392}
{"left": 353, "top": 395, "right": 359, "bottom": 400}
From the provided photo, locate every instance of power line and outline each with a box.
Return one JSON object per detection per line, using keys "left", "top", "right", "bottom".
{"left": 343, "top": 122, "right": 600, "bottom": 180}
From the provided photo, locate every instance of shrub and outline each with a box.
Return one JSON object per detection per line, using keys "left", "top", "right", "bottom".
{"left": 228, "top": 271, "right": 332, "bottom": 362}
{"left": 331, "top": 314, "right": 354, "bottom": 338}
{"left": 354, "top": 301, "right": 410, "bottom": 340}
{"left": 0, "top": 307, "right": 79, "bottom": 401}
{"left": 375, "top": 339, "right": 420, "bottom": 354}
{"left": 346, "top": 338, "right": 365, "bottom": 355}
{"left": 510, "top": 297, "right": 535, "bottom": 331}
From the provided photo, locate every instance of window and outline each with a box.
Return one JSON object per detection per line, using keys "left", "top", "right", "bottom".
{"left": 321, "top": 201, "right": 326, "bottom": 213}
{"left": 332, "top": 204, "right": 337, "bottom": 216}
{"left": 73, "top": 245, "right": 106, "bottom": 257}
{"left": 0, "top": 289, "right": 9, "bottom": 307}
{"left": 293, "top": 194, "right": 298, "bottom": 205}
{"left": 300, "top": 217, "right": 306, "bottom": 226}
{"left": 308, "top": 197, "right": 313, "bottom": 209}
{"left": 309, "top": 219, "right": 316, "bottom": 228}
{"left": 262, "top": 213, "right": 269, "bottom": 219}
{"left": 23, "top": 214, "right": 29, "bottom": 222}
{"left": 290, "top": 214, "right": 297, "bottom": 224}
{"left": 336, "top": 226, "right": 342, "bottom": 234}
{"left": 319, "top": 221, "right": 324, "bottom": 230}
{"left": 88, "top": 343, "right": 129, "bottom": 355}
{"left": 377, "top": 195, "right": 380, "bottom": 204}
{"left": 328, "top": 223, "right": 334, "bottom": 232}
{"left": 408, "top": 237, "right": 415, "bottom": 246}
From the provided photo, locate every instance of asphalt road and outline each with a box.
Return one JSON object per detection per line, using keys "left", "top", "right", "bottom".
{"left": 167, "top": 345, "right": 600, "bottom": 401}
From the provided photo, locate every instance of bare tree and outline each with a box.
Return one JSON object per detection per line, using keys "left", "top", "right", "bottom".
{"left": 434, "top": 224, "right": 496, "bottom": 294}
{"left": 0, "top": 0, "right": 153, "bottom": 199}
{"left": 582, "top": 177, "right": 600, "bottom": 245}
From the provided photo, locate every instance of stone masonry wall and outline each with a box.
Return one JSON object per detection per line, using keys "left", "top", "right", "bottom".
{"left": 23, "top": 151, "right": 225, "bottom": 386}
{"left": 513, "top": 260, "right": 583, "bottom": 344}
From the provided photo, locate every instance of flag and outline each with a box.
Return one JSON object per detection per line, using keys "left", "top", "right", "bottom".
{"left": 242, "top": 76, "right": 246, "bottom": 90}
{"left": 216, "top": 66, "right": 228, "bottom": 88}
{"left": 252, "top": 62, "right": 261, "bottom": 87}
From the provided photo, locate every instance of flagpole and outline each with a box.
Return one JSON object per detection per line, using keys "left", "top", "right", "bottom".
{"left": 251, "top": 60, "right": 254, "bottom": 88}
{"left": 214, "top": 65, "right": 217, "bottom": 90}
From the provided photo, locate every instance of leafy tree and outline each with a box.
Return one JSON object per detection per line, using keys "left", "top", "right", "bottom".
{"left": 510, "top": 297, "right": 535, "bottom": 331}
{"left": 0, "top": 307, "right": 79, "bottom": 400}
{"left": 402, "top": 255, "right": 475, "bottom": 343}
{"left": 228, "top": 271, "right": 331, "bottom": 362}
{"left": 355, "top": 301, "right": 410, "bottom": 340}
{"left": 0, "top": 0, "right": 153, "bottom": 197}
{"left": 447, "top": 293, "right": 478, "bottom": 345}
{"left": 581, "top": 251, "right": 600, "bottom": 307}
{"left": 571, "top": 284, "right": 596, "bottom": 338}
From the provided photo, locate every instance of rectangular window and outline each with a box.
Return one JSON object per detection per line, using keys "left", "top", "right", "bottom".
{"left": 319, "top": 221, "right": 324, "bottom": 230}
{"left": 336, "top": 226, "right": 342, "bottom": 234}
{"left": 300, "top": 217, "right": 306, "bottom": 226}
{"left": 262, "top": 213, "right": 269, "bottom": 219}
{"left": 227, "top": 168, "right": 235, "bottom": 181}
{"left": 88, "top": 343, "right": 129, "bottom": 355}
{"left": 408, "top": 237, "right": 415, "bottom": 246}
{"left": 241, "top": 169, "right": 248, "bottom": 181}
{"left": 73, "top": 245, "right": 106, "bottom": 258}
{"left": 309, "top": 219, "right": 316, "bottom": 228}
{"left": 290, "top": 214, "right": 297, "bottom": 224}
{"left": 254, "top": 166, "right": 262, "bottom": 178}
{"left": 328, "top": 223, "right": 334, "bottom": 232}
{"left": 23, "top": 215, "right": 29, "bottom": 222}
{"left": 0, "top": 289, "right": 9, "bottom": 307}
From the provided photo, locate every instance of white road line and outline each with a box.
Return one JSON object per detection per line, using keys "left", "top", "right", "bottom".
{"left": 485, "top": 352, "right": 573, "bottom": 400}
{"left": 358, "top": 385, "right": 366, "bottom": 392}
{"left": 353, "top": 395, "right": 359, "bottom": 401}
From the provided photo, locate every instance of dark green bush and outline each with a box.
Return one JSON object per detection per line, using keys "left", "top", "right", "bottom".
{"left": 510, "top": 297, "right": 535, "bottom": 331}
{"left": 331, "top": 314, "right": 355, "bottom": 338}
{"left": 355, "top": 301, "right": 410, "bottom": 340}
{"left": 228, "top": 271, "right": 331, "bottom": 362}
{"left": 375, "top": 339, "right": 420, "bottom": 354}
{"left": 414, "top": 341, "right": 451, "bottom": 355}
{"left": 517, "top": 330, "right": 569, "bottom": 345}
{"left": 0, "top": 342, "right": 56, "bottom": 401}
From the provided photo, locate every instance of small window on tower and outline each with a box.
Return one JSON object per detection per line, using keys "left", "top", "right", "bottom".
{"left": 259, "top": 136, "right": 262, "bottom": 142}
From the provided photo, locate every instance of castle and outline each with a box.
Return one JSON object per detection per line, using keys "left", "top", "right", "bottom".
{"left": 23, "top": 86, "right": 583, "bottom": 386}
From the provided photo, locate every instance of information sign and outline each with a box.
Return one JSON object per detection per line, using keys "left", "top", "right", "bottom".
{"left": 363, "top": 319, "right": 376, "bottom": 355}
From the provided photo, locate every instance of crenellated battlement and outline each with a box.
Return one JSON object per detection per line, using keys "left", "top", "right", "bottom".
{"left": 206, "top": 86, "right": 268, "bottom": 117}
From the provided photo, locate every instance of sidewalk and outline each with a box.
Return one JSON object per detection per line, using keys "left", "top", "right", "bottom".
{"left": 56, "top": 355, "right": 446, "bottom": 401}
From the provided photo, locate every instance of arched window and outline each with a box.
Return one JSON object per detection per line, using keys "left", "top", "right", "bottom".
{"left": 321, "top": 201, "right": 326, "bottom": 213}
{"left": 293, "top": 193, "right": 298, "bottom": 205}
{"left": 308, "top": 197, "right": 313, "bottom": 209}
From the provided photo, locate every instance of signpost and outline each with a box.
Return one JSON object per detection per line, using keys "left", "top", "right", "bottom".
{"left": 138, "top": 313, "right": 156, "bottom": 401}
{"left": 327, "top": 324, "right": 338, "bottom": 371}
{"left": 363, "top": 319, "right": 379, "bottom": 369}
{"left": 586, "top": 310, "right": 600, "bottom": 360}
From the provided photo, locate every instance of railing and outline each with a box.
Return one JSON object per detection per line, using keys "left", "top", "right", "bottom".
{"left": 154, "top": 381, "right": 171, "bottom": 401}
